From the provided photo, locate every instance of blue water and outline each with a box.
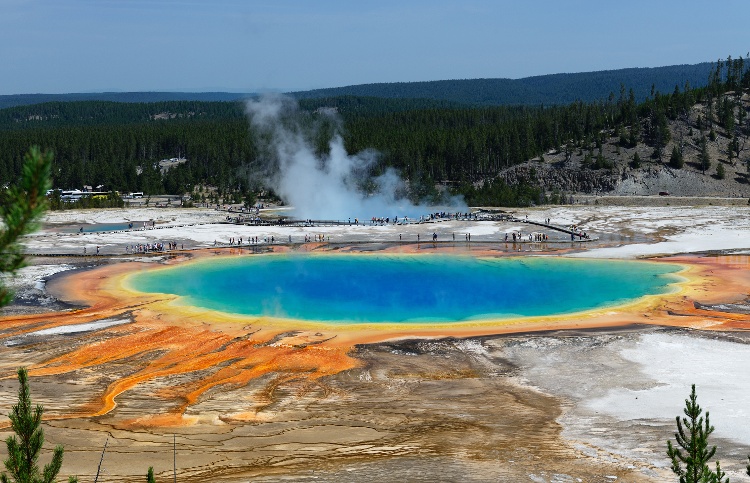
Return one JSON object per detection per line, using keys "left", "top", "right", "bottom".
{"left": 126, "top": 255, "right": 682, "bottom": 323}
{"left": 63, "top": 222, "right": 143, "bottom": 233}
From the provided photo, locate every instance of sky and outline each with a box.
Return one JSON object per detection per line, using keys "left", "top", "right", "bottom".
{"left": 1, "top": 0, "right": 748, "bottom": 95}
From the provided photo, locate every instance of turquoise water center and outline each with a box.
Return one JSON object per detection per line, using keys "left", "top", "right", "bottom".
{"left": 126, "top": 255, "right": 682, "bottom": 324}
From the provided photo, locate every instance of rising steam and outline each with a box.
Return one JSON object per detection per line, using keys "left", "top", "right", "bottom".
{"left": 245, "top": 95, "right": 466, "bottom": 219}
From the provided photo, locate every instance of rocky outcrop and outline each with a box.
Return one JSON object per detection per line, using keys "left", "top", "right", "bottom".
{"left": 497, "top": 164, "right": 621, "bottom": 193}
{"left": 495, "top": 159, "right": 750, "bottom": 197}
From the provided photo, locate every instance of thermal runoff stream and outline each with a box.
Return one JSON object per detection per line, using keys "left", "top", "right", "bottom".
{"left": 126, "top": 255, "right": 683, "bottom": 323}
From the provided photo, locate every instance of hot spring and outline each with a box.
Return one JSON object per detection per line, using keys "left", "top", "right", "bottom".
{"left": 125, "top": 255, "right": 683, "bottom": 324}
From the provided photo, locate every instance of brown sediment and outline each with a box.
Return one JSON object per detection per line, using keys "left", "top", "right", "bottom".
{"left": 0, "top": 248, "right": 748, "bottom": 432}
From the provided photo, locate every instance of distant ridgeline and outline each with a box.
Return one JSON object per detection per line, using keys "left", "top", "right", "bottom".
{"left": 0, "top": 61, "right": 716, "bottom": 110}
{"left": 0, "top": 56, "right": 747, "bottom": 207}
{"left": 290, "top": 62, "right": 717, "bottom": 105}
{"left": 0, "top": 92, "right": 252, "bottom": 110}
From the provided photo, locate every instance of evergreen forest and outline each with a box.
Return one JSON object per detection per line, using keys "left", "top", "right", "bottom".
{"left": 0, "top": 56, "right": 748, "bottom": 208}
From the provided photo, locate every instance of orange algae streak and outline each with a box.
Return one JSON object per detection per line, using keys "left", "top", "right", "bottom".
{"left": 23, "top": 318, "right": 358, "bottom": 425}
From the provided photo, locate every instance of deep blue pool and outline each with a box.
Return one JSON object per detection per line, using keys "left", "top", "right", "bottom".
{"left": 126, "top": 255, "right": 682, "bottom": 323}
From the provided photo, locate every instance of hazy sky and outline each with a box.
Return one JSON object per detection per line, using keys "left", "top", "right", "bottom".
{"left": 1, "top": 0, "right": 747, "bottom": 95}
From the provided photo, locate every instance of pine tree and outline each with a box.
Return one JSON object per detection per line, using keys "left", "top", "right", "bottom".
{"left": 714, "top": 461, "right": 728, "bottom": 483}
{"left": 699, "top": 136, "right": 711, "bottom": 175}
{"left": 147, "top": 467, "right": 155, "bottom": 483}
{"left": 1, "top": 368, "right": 78, "bottom": 483}
{"left": 728, "top": 136, "right": 739, "bottom": 163}
{"left": 0, "top": 147, "right": 52, "bottom": 308}
{"left": 632, "top": 151, "right": 642, "bottom": 169}
{"left": 666, "top": 384, "right": 727, "bottom": 483}
{"left": 629, "top": 123, "right": 640, "bottom": 147}
{"left": 716, "top": 163, "right": 726, "bottom": 179}
{"left": 670, "top": 145, "right": 684, "bottom": 169}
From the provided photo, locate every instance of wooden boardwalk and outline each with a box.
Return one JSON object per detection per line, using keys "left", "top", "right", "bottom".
{"left": 22, "top": 216, "right": 596, "bottom": 257}
{"left": 513, "top": 218, "right": 593, "bottom": 239}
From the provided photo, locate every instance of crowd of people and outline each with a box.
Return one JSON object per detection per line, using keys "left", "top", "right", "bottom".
{"left": 504, "top": 231, "right": 550, "bottom": 242}
{"left": 366, "top": 212, "right": 478, "bottom": 226}
{"left": 214, "top": 236, "right": 278, "bottom": 246}
{"left": 125, "top": 241, "right": 181, "bottom": 253}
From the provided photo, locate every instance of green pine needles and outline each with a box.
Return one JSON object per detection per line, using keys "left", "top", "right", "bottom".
{"left": 667, "top": 384, "right": 727, "bottom": 483}
{"left": 1, "top": 368, "right": 78, "bottom": 483}
{"left": 0, "top": 146, "right": 52, "bottom": 308}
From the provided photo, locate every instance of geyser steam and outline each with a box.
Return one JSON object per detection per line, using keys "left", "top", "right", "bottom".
{"left": 245, "top": 95, "right": 466, "bottom": 219}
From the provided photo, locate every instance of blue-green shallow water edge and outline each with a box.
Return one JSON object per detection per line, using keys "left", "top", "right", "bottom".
{"left": 125, "top": 255, "right": 683, "bottom": 324}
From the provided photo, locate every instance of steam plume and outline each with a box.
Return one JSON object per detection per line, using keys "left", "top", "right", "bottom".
{"left": 245, "top": 95, "right": 466, "bottom": 219}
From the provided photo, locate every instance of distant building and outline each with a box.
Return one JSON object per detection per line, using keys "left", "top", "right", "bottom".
{"left": 157, "top": 157, "right": 187, "bottom": 174}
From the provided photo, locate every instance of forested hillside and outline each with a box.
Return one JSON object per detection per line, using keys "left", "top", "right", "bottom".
{"left": 291, "top": 62, "right": 716, "bottom": 105}
{"left": 0, "top": 101, "right": 245, "bottom": 128}
{"left": 0, "top": 97, "right": 459, "bottom": 130}
{"left": 0, "top": 57, "right": 748, "bottom": 207}
{"left": 1, "top": 59, "right": 719, "bottom": 110}
{"left": 0, "top": 92, "right": 251, "bottom": 110}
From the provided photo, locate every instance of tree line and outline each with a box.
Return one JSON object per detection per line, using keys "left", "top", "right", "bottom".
{"left": 0, "top": 55, "right": 748, "bottom": 208}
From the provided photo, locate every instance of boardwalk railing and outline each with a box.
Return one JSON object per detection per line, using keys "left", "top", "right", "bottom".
{"left": 512, "top": 218, "right": 593, "bottom": 240}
